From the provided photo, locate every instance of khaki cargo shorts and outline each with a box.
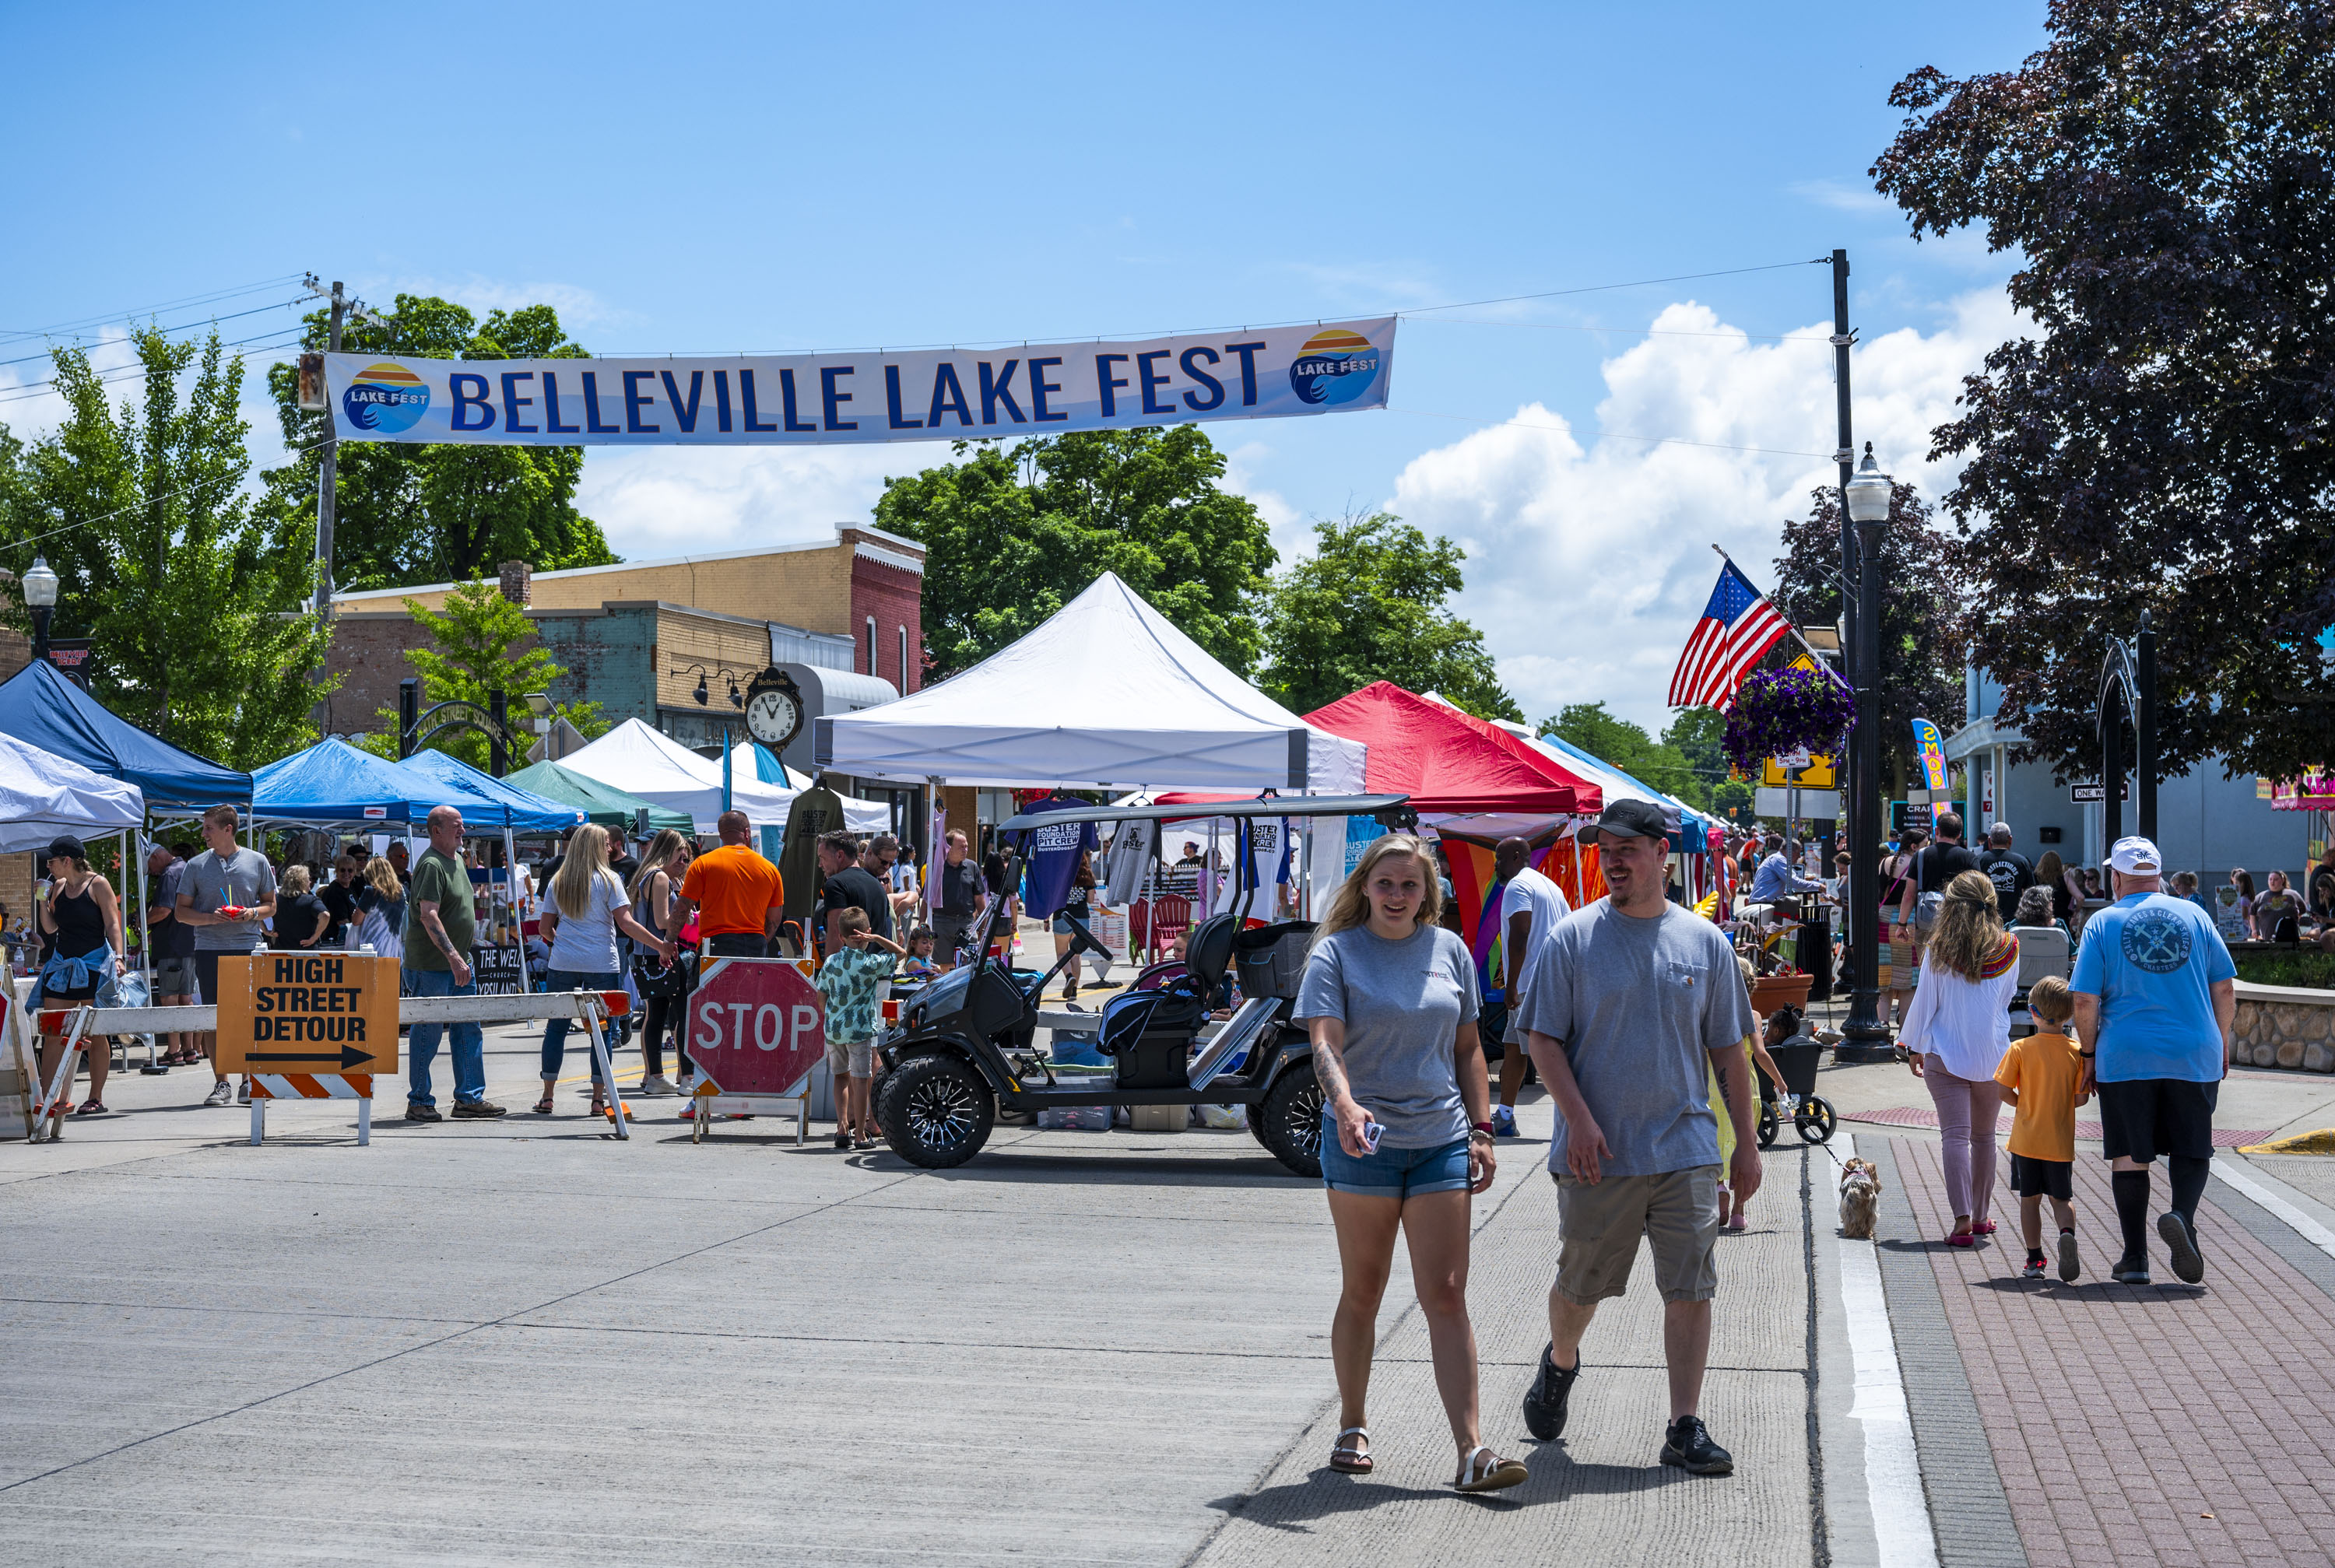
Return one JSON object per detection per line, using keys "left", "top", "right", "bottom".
{"left": 1553, "top": 1165, "right": 1722, "bottom": 1304}
{"left": 825, "top": 1036, "right": 875, "bottom": 1078}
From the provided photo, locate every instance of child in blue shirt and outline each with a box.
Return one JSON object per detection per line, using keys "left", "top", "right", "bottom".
{"left": 815, "top": 907, "right": 902, "bottom": 1150}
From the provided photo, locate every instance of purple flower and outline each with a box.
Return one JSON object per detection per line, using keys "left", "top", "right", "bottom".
{"left": 1720, "top": 666, "right": 1856, "bottom": 777}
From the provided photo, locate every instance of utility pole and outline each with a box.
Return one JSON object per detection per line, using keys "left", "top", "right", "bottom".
{"left": 315, "top": 280, "right": 346, "bottom": 626}
{"left": 1832, "top": 249, "right": 1887, "bottom": 1054}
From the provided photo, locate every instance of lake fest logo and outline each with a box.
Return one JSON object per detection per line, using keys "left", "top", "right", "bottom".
{"left": 1288, "top": 328, "right": 1384, "bottom": 406}
{"left": 340, "top": 362, "right": 430, "bottom": 433}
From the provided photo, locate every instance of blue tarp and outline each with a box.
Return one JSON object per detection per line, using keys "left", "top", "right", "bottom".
{"left": 251, "top": 740, "right": 458, "bottom": 826}
{"left": 1536, "top": 732, "right": 1713, "bottom": 853}
{"left": 397, "top": 748, "right": 588, "bottom": 836}
{"left": 0, "top": 660, "right": 251, "bottom": 809}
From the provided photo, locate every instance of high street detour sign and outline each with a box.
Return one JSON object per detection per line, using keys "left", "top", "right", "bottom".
{"left": 214, "top": 953, "right": 400, "bottom": 1085}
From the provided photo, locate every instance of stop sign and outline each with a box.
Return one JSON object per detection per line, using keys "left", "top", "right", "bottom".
{"left": 686, "top": 956, "right": 827, "bottom": 1096}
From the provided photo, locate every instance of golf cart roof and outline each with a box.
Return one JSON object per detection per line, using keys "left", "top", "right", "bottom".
{"left": 995, "top": 793, "right": 1409, "bottom": 832}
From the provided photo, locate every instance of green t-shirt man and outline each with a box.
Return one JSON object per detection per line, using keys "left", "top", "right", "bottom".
{"left": 402, "top": 846, "right": 476, "bottom": 973}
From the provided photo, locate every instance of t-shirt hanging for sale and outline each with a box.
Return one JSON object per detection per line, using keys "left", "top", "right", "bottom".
{"left": 1019, "top": 795, "right": 1099, "bottom": 919}
{"left": 1231, "top": 816, "right": 1294, "bottom": 921}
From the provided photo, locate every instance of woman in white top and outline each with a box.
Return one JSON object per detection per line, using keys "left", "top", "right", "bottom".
{"left": 1899, "top": 869, "right": 2021, "bottom": 1247}
{"left": 534, "top": 824, "right": 674, "bottom": 1118}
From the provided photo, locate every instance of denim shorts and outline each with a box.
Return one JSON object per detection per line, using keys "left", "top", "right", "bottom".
{"left": 1318, "top": 1114, "right": 1472, "bottom": 1198}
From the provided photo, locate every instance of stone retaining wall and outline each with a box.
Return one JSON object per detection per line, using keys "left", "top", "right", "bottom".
{"left": 2231, "top": 980, "right": 2335, "bottom": 1072}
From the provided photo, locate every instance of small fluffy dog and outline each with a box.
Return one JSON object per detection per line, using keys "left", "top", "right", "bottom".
{"left": 1838, "top": 1158, "right": 1883, "bottom": 1240}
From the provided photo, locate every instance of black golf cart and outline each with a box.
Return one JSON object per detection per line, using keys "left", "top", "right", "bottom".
{"left": 870, "top": 793, "right": 1410, "bottom": 1177}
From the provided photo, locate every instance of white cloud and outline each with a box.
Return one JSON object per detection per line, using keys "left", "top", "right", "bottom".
{"left": 576, "top": 440, "right": 960, "bottom": 561}
{"left": 360, "top": 275, "right": 624, "bottom": 331}
{"left": 1391, "top": 288, "right": 2021, "bottom": 734}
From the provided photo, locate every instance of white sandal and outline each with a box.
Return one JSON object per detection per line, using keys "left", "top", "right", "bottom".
{"left": 1455, "top": 1444, "right": 1527, "bottom": 1493}
{"left": 1329, "top": 1426, "right": 1372, "bottom": 1474}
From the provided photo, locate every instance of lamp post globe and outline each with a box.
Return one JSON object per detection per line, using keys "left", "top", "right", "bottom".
{"left": 1840, "top": 442, "right": 1894, "bottom": 1051}
{"left": 1845, "top": 443, "right": 1893, "bottom": 526}
{"left": 21, "top": 553, "right": 58, "bottom": 663}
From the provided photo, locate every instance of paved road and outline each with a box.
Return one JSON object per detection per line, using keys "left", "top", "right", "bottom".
{"left": 11, "top": 1011, "right": 2335, "bottom": 1566}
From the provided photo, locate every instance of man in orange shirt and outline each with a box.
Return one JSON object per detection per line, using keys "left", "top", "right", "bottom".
{"left": 677, "top": 811, "right": 785, "bottom": 959}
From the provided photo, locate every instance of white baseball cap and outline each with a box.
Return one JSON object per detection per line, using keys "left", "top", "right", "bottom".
{"left": 2107, "top": 836, "right": 2163, "bottom": 874}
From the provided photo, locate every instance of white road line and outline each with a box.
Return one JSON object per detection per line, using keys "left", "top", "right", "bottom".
{"left": 2214, "top": 1157, "right": 2335, "bottom": 1260}
{"left": 1837, "top": 1138, "right": 1940, "bottom": 1568}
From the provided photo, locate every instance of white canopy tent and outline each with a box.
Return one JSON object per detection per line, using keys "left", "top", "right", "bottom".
{"left": 0, "top": 730, "right": 146, "bottom": 853}
{"left": 816, "top": 571, "right": 1368, "bottom": 793}
{"left": 557, "top": 719, "right": 797, "bottom": 833}
{"left": 722, "top": 740, "right": 894, "bottom": 833}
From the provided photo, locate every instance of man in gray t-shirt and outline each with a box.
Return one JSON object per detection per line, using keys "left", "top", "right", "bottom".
{"left": 174, "top": 806, "right": 278, "bottom": 1106}
{"left": 1512, "top": 799, "right": 1759, "bottom": 1479}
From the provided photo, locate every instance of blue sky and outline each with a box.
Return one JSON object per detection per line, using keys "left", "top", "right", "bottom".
{"left": 2, "top": 2, "right": 2046, "bottom": 727}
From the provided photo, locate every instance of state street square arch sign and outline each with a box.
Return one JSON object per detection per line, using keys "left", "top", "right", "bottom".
{"left": 323, "top": 318, "right": 1394, "bottom": 447}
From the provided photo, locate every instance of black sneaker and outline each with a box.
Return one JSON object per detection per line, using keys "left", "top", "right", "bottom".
{"left": 1660, "top": 1415, "right": 1733, "bottom": 1475}
{"left": 2111, "top": 1254, "right": 2152, "bottom": 1286}
{"left": 450, "top": 1100, "right": 507, "bottom": 1120}
{"left": 404, "top": 1103, "right": 443, "bottom": 1123}
{"left": 2158, "top": 1212, "right": 2204, "bottom": 1284}
{"left": 1522, "top": 1345, "right": 1580, "bottom": 1441}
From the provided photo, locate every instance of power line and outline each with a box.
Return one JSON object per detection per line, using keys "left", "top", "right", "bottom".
{"left": 1385, "top": 405, "right": 1836, "bottom": 460}
{"left": 1393, "top": 258, "right": 1827, "bottom": 316}
{"left": 0, "top": 274, "right": 307, "bottom": 346}
{"left": 0, "top": 327, "right": 307, "bottom": 406}
{"left": 1410, "top": 316, "right": 1835, "bottom": 345}
{"left": 0, "top": 296, "right": 307, "bottom": 370}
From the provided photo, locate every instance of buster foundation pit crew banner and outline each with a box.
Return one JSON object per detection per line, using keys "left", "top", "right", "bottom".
{"left": 323, "top": 318, "right": 1394, "bottom": 447}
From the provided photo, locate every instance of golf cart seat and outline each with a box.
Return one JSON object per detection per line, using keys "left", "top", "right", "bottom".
{"left": 1183, "top": 914, "right": 1318, "bottom": 1001}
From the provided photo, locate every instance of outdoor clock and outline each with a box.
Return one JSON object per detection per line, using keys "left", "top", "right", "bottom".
{"left": 744, "top": 666, "right": 806, "bottom": 749}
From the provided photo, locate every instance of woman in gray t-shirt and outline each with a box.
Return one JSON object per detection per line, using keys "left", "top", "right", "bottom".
{"left": 1294, "top": 834, "right": 1522, "bottom": 1494}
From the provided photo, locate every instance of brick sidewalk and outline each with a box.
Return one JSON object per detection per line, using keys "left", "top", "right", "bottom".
{"left": 1890, "top": 1137, "right": 2335, "bottom": 1568}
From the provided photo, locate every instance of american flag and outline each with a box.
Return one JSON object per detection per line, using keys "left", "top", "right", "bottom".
{"left": 1668, "top": 559, "right": 1791, "bottom": 711}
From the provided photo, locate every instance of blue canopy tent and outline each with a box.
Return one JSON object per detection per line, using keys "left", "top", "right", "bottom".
{"left": 397, "top": 748, "right": 588, "bottom": 837}
{"left": 0, "top": 660, "right": 250, "bottom": 808}
{"left": 251, "top": 740, "right": 458, "bottom": 828}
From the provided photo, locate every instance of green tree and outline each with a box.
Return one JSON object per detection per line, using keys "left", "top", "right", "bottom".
{"left": 1873, "top": 2, "right": 2335, "bottom": 781}
{"left": 1256, "top": 512, "right": 1521, "bottom": 721}
{"left": 1, "top": 328, "right": 330, "bottom": 769}
{"left": 355, "top": 579, "right": 608, "bottom": 768}
{"left": 874, "top": 427, "right": 1276, "bottom": 679}
{"left": 1661, "top": 706, "right": 1754, "bottom": 819}
{"left": 1542, "top": 702, "right": 1703, "bottom": 804}
{"left": 258, "top": 296, "right": 617, "bottom": 592}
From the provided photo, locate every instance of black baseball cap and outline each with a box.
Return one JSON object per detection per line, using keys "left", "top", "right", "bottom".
{"left": 1596, "top": 799, "right": 1670, "bottom": 840}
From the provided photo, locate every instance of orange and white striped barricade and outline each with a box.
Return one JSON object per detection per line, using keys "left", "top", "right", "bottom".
{"left": 395, "top": 986, "right": 635, "bottom": 1139}
{"left": 29, "top": 1002, "right": 216, "bottom": 1143}
{"left": 250, "top": 1072, "right": 380, "bottom": 1145}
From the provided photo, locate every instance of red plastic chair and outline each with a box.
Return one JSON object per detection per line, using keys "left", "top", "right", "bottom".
{"left": 1146, "top": 894, "right": 1192, "bottom": 959}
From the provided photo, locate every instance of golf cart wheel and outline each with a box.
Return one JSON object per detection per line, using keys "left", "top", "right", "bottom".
{"left": 1756, "top": 1105, "right": 1779, "bottom": 1150}
{"left": 1795, "top": 1096, "right": 1838, "bottom": 1145}
{"left": 1256, "top": 1062, "right": 1326, "bottom": 1178}
{"left": 877, "top": 1054, "right": 995, "bottom": 1169}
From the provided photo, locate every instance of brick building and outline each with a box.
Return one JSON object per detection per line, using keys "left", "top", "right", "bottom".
{"left": 321, "top": 524, "right": 924, "bottom": 752}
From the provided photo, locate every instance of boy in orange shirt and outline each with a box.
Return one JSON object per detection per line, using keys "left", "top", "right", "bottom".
{"left": 1994, "top": 975, "right": 2089, "bottom": 1282}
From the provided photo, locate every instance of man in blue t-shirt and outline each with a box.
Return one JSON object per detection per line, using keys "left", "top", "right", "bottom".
{"left": 2071, "top": 836, "right": 2237, "bottom": 1286}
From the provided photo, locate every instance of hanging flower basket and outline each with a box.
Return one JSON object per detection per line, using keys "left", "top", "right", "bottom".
{"left": 1722, "top": 665, "right": 1856, "bottom": 777}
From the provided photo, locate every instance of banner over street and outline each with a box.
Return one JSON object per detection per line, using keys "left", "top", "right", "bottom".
{"left": 323, "top": 318, "right": 1394, "bottom": 447}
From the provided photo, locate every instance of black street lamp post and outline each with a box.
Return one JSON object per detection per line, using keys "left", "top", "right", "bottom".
{"left": 1841, "top": 445, "right": 1894, "bottom": 1050}
{"left": 22, "top": 554, "right": 58, "bottom": 664}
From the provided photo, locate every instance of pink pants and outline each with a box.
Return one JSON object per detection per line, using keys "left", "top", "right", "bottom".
{"left": 1923, "top": 1058, "right": 2001, "bottom": 1224}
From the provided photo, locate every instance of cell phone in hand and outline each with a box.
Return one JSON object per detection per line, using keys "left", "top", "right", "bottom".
{"left": 1361, "top": 1120, "right": 1384, "bottom": 1152}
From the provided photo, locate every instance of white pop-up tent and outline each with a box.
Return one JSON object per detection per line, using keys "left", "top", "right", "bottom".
{"left": 557, "top": 718, "right": 797, "bottom": 833}
{"left": 0, "top": 730, "right": 146, "bottom": 852}
{"left": 816, "top": 571, "right": 1367, "bottom": 791}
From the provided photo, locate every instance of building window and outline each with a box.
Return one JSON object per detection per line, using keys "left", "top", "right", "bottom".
{"left": 866, "top": 616, "right": 877, "bottom": 675}
{"left": 898, "top": 625, "right": 909, "bottom": 690}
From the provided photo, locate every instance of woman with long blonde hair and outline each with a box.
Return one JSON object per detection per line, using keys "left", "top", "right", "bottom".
{"left": 1293, "top": 834, "right": 1522, "bottom": 1493}
{"left": 627, "top": 829, "right": 693, "bottom": 1096}
{"left": 354, "top": 856, "right": 405, "bottom": 959}
{"left": 534, "top": 823, "right": 675, "bottom": 1117}
{"left": 1898, "top": 869, "right": 2021, "bottom": 1246}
